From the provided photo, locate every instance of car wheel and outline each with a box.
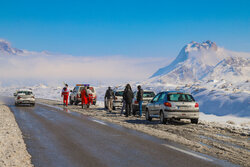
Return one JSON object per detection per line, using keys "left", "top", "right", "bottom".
{"left": 145, "top": 109, "right": 152, "bottom": 121}
{"left": 75, "top": 100, "right": 79, "bottom": 105}
{"left": 160, "top": 111, "right": 167, "bottom": 124}
{"left": 191, "top": 119, "right": 198, "bottom": 124}
{"left": 93, "top": 101, "right": 96, "bottom": 105}
{"left": 113, "top": 106, "right": 116, "bottom": 110}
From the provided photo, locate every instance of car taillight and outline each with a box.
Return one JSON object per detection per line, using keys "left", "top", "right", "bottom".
{"left": 77, "top": 94, "right": 79, "bottom": 98}
{"left": 17, "top": 96, "right": 21, "bottom": 99}
{"left": 32, "top": 96, "right": 35, "bottom": 98}
{"left": 134, "top": 100, "right": 138, "bottom": 104}
{"left": 195, "top": 103, "right": 199, "bottom": 108}
{"left": 115, "top": 97, "right": 117, "bottom": 100}
{"left": 164, "top": 102, "right": 171, "bottom": 107}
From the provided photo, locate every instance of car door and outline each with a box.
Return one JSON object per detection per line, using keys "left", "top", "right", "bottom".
{"left": 155, "top": 92, "right": 167, "bottom": 113}
{"left": 149, "top": 93, "right": 162, "bottom": 115}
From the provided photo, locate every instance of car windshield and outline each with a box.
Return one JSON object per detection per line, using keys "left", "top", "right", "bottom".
{"left": 167, "top": 93, "right": 195, "bottom": 102}
{"left": 115, "top": 91, "right": 124, "bottom": 96}
{"left": 143, "top": 92, "right": 155, "bottom": 98}
{"left": 17, "top": 91, "right": 32, "bottom": 95}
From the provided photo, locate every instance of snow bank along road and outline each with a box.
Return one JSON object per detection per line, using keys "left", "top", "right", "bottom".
{"left": 0, "top": 101, "right": 32, "bottom": 167}
{"left": 0, "top": 97, "right": 246, "bottom": 167}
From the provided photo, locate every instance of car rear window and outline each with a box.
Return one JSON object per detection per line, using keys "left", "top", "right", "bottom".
{"left": 115, "top": 91, "right": 124, "bottom": 96}
{"left": 17, "top": 91, "right": 32, "bottom": 95}
{"left": 167, "top": 93, "right": 195, "bottom": 102}
{"left": 143, "top": 92, "right": 155, "bottom": 98}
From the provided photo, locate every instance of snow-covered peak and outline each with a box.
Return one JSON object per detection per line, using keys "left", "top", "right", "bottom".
{"left": 186, "top": 40, "right": 218, "bottom": 52}
{"left": 0, "top": 39, "right": 23, "bottom": 55}
{"left": 151, "top": 40, "right": 221, "bottom": 78}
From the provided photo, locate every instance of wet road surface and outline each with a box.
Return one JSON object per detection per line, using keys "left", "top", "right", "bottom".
{"left": 1, "top": 97, "right": 231, "bottom": 167}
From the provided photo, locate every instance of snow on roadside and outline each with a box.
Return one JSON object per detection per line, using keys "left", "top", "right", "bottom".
{"left": 1, "top": 83, "right": 249, "bottom": 130}
{"left": 0, "top": 102, "right": 33, "bottom": 167}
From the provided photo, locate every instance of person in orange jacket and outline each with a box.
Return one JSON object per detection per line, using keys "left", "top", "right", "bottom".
{"left": 81, "top": 86, "right": 89, "bottom": 108}
{"left": 61, "top": 84, "right": 70, "bottom": 107}
{"left": 87, "top": 86, "right": 93, "bottom": 105}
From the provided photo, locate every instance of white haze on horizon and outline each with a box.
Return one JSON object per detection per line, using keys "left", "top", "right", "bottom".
{"left": 0, "top": 53, "right": 172, "bottom": 87}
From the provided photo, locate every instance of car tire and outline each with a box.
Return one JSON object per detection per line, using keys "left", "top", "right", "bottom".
{"left": 145, "top": 109, "right": 152, "bottom": 121}
{"left": 113, "top": 106, "right": 116, "bottom": 110}
{"left": 75, "top": 100, "right": 79, "bottom": 105}
{"left": 160, "top": 111, "right": 167, "bottom": 124}
{"left": 191, "top": 119, "right": 198, "bottom": 124}
{"left": 93, "top": 101, "right": 96, "bottom": 105}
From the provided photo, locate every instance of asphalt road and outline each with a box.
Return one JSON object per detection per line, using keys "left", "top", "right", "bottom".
{"left": 2, "top": 97, "right": 227, "bottom": 167}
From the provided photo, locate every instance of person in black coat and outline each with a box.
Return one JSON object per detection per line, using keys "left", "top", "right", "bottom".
{"left": 123, "top": 84, "right": 134, "bottom": 117}
{"left": 137, "top": 85, "right": 143, "bottom": 117}
{"left": 105, "top": 87, "right": 115, "bottom": 113}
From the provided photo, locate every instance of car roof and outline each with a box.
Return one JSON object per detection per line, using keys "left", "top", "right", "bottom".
{"left": 160, "top": 91, "right": 190, "bottom": 94}
{"left": 143, "top": 90, "right": 155, "bottom": 92}
{"left": 17, "top": 89, "right": 32, "bottom": 92}
{"left": 115, "top": 90, "right": 124, "bottom": 92}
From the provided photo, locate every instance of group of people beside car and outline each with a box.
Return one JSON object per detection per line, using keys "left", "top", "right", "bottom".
{"left": 62, "top": 83, "right": 144, "bottom": 117}
{"left": 61, "top": 84, "right": 93, "bottom": 108}
{"left": 105, "top": 84, "right": 144, "bottom": 117}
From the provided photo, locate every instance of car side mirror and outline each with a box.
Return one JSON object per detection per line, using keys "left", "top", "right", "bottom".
{"left": 14, "top": 93, "right": 17, "bottom": 96}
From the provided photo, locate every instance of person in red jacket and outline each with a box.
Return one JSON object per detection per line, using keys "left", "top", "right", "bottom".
{"left": 61, "top": 84, "right": 70, "bottom": 107}
{"left": 81, "top": 86, "right": 89, "bottom": 109}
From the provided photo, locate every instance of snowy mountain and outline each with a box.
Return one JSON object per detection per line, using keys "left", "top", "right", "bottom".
{"left": 150, "top": 40, "right": 250, "bottom": 85}
{"left": 0, "top": 39, "right": 23, "bottom": 55}
{"left": 203, "top": 56, "right": 250, "bottom": 83}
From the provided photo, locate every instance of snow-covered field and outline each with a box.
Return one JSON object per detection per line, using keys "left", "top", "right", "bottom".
{"left": 1, "top": 82, "right": 249, "bottom": 131}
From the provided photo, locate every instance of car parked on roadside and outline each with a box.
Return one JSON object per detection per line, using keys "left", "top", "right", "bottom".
{"left": 145, "top": 91, "right": 199, "bottom": 124}
{"left": 69, "top": 84, "right": 97, "bottom": 105}
{"left": 132, "top": 90, "right": 155, "bottom": 114}
{"left": 104, "top": 89, "right": 124, "bottom": 110}
{"left": 14, "top": 89, "right": 35, "bottom": 106}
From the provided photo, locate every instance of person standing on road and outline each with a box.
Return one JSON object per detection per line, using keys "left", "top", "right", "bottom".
{"left": 105, "top": 87, "right": 115, "bottom": 113}
{"left": 120, "top": 87, "right": 127, "bottom": 116}
{"left": 86, "top": 86, "right": 93, "bottom": 107}
{"left": 81, "top": 86, "right": 89, "bottom": 109}
{"left": 123, "top": 84, "right": 134, "bottom": 117}
{"left": 137, "top": 85, "right": 143, "bottom": 117}
{"left": 61, "top": 84, "right": 70, "bottom": 107}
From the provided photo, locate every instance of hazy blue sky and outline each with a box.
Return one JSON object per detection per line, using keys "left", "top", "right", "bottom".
{"left": 0, "top": 0, "right": 249, "bottom": 58}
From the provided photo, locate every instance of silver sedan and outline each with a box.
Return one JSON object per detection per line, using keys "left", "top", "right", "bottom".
{"left": 145, "top": 91, "right": 199, "bottom": 124}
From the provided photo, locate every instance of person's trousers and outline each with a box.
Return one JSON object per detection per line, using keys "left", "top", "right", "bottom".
{"left": 63, "top": 95, "right": 69, "bottom": 106}
{"left": 139, "top": 101, "right": 143, "bottom": 117}
{"left": 126, "top": 102, "right": 132, "bottom": 116}
{"left": 121, "top": 100, "right": 126, "bottom": 115}
{"left": 107, "top": 99, "right": 113, "bottom": 111}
